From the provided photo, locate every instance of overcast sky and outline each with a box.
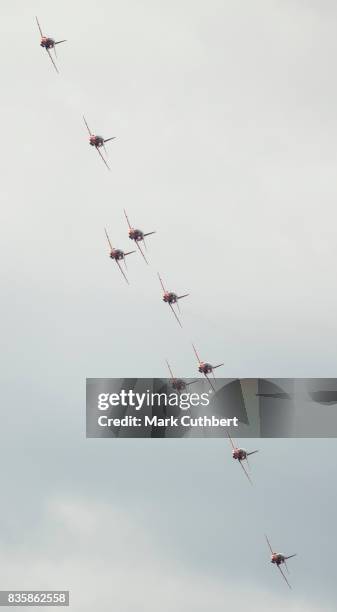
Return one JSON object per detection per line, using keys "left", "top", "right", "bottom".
{"left": 1, "top": 0, "right": 337, "bottom": 610}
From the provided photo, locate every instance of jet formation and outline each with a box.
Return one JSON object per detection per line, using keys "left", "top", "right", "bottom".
{"left": 36, "top": 16, "right": 298, "bottom": 591}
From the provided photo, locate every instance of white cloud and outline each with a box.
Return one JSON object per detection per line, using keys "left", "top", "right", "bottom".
{"left": 0, "top": 497, "right": 330, "bottom": 612}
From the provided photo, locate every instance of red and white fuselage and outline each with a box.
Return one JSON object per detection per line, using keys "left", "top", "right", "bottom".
{"left": 166, "top": 360, "right": 198, "bottom": 393}
{"left": 192, "top": 345, "right": 223, "bottom": 377}
{"left": 171, "top": 378, "right": 187, "bottom": 391}
{"left": 232, "top": 447, "right": 248, "bottom": 461}
{"left": 128, "top": 228, "right": 144, "bottom": 242}
{"left": 163, "top": 291, "right": 179, "bottom": 305}
{"left": 271, "top": 553, "right": 286, "bottom": 566}
{"left": 109, "top": 248, "right": 125, "bottom": 261}
{"left": 198, "top": 361, "right": 214, "bottom": 375}
{"left": 40, "top": 36, "right": 56, "bottom": 49}
{"left": 89, "top": 134, "right": 104, "bottom": 148}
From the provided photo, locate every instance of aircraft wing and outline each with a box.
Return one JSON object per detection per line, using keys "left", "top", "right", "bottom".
{"left": 135, "top": 240, "right": 148, "bottom": 264}
{"left": 166, "top": 360, "right": 175, "bottom": 381}
{"left": 277, "top": 564, "right": 291, "bottom": 589}
{"left": 265, "top": 536, "right": 274, "bottom": 554}
{"left": 36, "top": 16, "right": 44, "bottom": 37}
{"left": 204, "top": 372, "right": 216, "bottom": 393}
{"left": 124, "top": 209, "right": 131, "bottom": 229}
{"left": 192, "top": 344, "right": 202, "bottom": 363}
{"left": 226, "top": 431, "right": 236, "bottom": 451}
{"left": 83, "top": 116, "right": 92, "bottom": 135}
{"left": 169, "top": 303, "right": 182, "bottom": 328}
{"left": 116, "top": 260, "right": 129, "bottom": 284}
{"left": 239, "top": 459, "right": 253, "bottom": 485}
{"left": 46, "top": 48, "right": 59, "bottom": 73}
{"left": 158, "top": 273, "right": 166, "bottom": 293}
{"left": 96, "top": 146, "right": 110, "bottom": 170}
{"left": 104, "top": 228, "right": 113, "bottom": 250}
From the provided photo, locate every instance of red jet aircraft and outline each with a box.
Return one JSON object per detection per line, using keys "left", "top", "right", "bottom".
{"left": 227, "top": 432, "right": 258, "bottom": 484}
{"left": 36, "top": 17, "right": 66, "bottom": 74}
{"left": 124, "top": 210, "right": 155, "bottom": 264}
{"left": 166, "top": 360, "right": 198, "bottom": 392}
{"left": 158, "top": 274, "right": 188, "bottom": 328}
{"left": 83, "top": 116, "right": 116, "bottom": 170}
{"left": 192, "top": 344, "right": 223, "bottom": 392}
{"left": 265, "top": 536, "right": 297, "bottom": 588}
{"left": 105, "top": 228, "right": 135, "bottom": 284}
